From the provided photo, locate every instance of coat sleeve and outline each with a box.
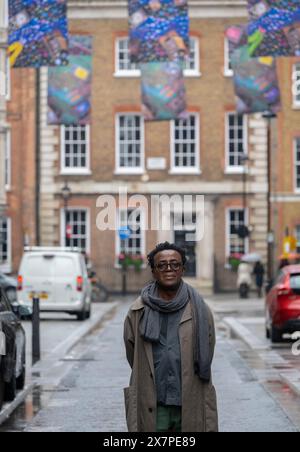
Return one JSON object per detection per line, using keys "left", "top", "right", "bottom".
{"left": 207, "top": 306, "right": 216, "bottom": 361}
{"left": 124, "top": 312, "right": 135, "bottom": 369}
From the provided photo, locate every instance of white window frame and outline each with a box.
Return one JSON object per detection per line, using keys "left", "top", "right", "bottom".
{"left": 114, "top": 36, "right": 200, "bottom": 78}
{"left": 225, "top": 112, "right": 248, "bottom": 174}
{"left": 60, "top": 125, "right": 91, "bottom": 176}
{"left": 292, "top": 63, "right": 300, "bottom": 108}
{"left": 114, "top": 37, "right": 141, "bottom": 78}
{"left": 226, "top": 208, "right": 249, "bottom": 258}
{"left": 115, "top": 113, "right": 145, "bottom": 175}
{"left": 0, "top": 0, "right": 8, "bottom": 28}
{"left": 170, "top": 114, "right": 201, "bottom": 175}
{"left": 0, "top": 217, "right": 12, "bottom": 274}
{"left": 294, "top": 138, "right": 300, "bottom": 193}
{"left": 184, "top": 37, "right": 201, "bottom": 77}
{"left": 224, "top": 37, "right": 234, "bottom": 77}
{"left": 60, "top": 207, "right": 91, "bottom": 254}
{"left": 5, "top": 128, "right": 11, "bottom": 190}
{"left": 115, "top": 208, "right": 146, "bottom": 268}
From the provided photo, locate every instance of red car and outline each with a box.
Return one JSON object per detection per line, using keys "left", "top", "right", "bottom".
{"left": 266, "top": 265, "right": 300, "bottom": 343}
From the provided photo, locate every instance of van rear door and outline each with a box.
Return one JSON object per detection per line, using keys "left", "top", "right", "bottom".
{"left": 53, "top": 256, "right": 77, "bottom": 305}
{"left": 22, "top": 254, "right": 56, "bottom": 304}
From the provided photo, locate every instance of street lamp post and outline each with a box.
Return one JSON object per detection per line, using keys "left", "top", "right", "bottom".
{"left": 262, "top": 112, "right": 277, "bottom": 288}
{"left": 61, "top": 182, "right": 72, "bottom": 246}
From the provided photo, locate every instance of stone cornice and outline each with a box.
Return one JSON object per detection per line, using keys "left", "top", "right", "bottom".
{"left": 68, "top": 0, "right": 247, "bottom": 19}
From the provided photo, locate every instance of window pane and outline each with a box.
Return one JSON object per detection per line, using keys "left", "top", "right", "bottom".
{"left": 118, "top": 115, "right": 143, "bottom": 169}
{"left": 65, "top": 210, "right": 88, "bottom": 251}
{"left": 227, "top": 114, "right": 245, "bottom": 168}
{"left": 173, "top": 115, "right": 198, "bottom": 169}
{"left": 63, "top": 126, "right": 88, "bottom": 170}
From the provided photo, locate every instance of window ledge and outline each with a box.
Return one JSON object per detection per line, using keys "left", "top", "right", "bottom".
{"left": 225, "top": 167, "right": 246, "bottom": 175}
{"left": 114, "top": 71, "right": 141, "bottom": 78}
{"left": 224, "top": 70, "right": 234, "bottom": 78}
{"left": 184, "top": 70, "right": 202, "bottom": 78}
{"left": 292, "top": 104, "right": 300, "bottom": 110}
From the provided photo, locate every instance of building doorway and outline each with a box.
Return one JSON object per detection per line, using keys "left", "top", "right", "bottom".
{"left": 174, "top": 230, "right": 197, "bottom": 277}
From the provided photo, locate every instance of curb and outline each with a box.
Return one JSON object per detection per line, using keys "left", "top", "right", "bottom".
{"left": 0, "top": 301, "right": 119, "bottom": 426}
{"left": 0, "top": 384, "right": 35, "bottom": 426}
{"left": 223, "top": 316, "right": 270, "bottom": 351}
{"left": 223, "top": 316, "right": 300, "bottom": 399}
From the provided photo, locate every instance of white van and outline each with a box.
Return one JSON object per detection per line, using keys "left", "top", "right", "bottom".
{"left": 17, "top": 247, "right": 92, "bottom": 321}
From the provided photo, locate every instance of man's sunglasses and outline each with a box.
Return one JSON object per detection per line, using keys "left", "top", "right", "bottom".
{"left": 154, "top": 262, "right": 184, "bottom": 272}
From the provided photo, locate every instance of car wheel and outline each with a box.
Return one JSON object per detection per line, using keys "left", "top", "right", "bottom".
{"left": 16, "top": 349, "right": 26, "bottom": 391}
{"left": 271, "top": 325, "right": 282, "bottom": 344}
{"left": 85, "top": 306, "right": 91, "bottom": 320}
{"left": 77, "top": 310, "right": 86, "bottom": 321}
{"left": 0, "top": 369, "right": 4, "bottom": 411}
{"left": 4, "top": 367, "right": 16, "bottom": 402}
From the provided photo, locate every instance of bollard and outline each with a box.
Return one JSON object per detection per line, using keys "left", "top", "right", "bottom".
{"left": 32, "top": 296, "right": 41, "bottom": 366}
{"left": 122, "top": 268, "right": 127, "bottom": 297}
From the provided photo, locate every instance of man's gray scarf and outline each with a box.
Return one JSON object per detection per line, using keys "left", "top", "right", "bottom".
{"left": 140, "top": 281, "right": 212, "bottom": 383}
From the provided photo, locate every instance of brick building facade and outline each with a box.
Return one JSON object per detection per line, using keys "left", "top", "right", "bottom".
{"left": 6, "top": 0, "right": 273, "bottom": 292}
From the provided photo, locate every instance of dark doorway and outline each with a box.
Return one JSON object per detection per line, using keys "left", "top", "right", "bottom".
{"left": 174, "top": 230, "right": 197, "bottom": 277}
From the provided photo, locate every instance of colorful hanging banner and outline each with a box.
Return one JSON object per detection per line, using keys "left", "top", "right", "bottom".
{"left": 48, "top": 35, "right": 92, "bottom": 126}
{"left": 8, "top": 0, "right": 69, "bottom": 68}
{"left": 141, "top": 61, "right": 187, "bottom": 121}
{"left": 247, "top": 0, "right": 300, "bottom": 57}
{"left": 227, "top": 25, "right": 281, "bottom": 115}
{"left": 128, "top": 0, "right": 190, "bottom": 63}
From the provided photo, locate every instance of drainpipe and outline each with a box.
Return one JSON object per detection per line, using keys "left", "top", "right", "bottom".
{"left": 35, "top": 68, "right": 41, "bottom": 246}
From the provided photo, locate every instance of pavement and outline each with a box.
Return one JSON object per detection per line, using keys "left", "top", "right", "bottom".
{"left": 0, "top": 300, "right": 120, "bottom": 426}
{"left": 1, "top": 294, "right": 300, "bottom": 432}
{"left": 1, "top": 296, "right": 299, "bottom": 432}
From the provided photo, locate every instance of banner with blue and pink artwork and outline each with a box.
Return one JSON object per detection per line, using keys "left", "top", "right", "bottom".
{"left": 48, "top": 35, "right": 92, "bottom": 126}
{"left": 128, "top": 0, "right": 190, "bottom": 63}
{"left": 247, "top": 0, "right": 300, "bottom": 57}
{"left": 8, "top": 0, "right": 69, "bottom": 68}
{"left": 141, "top": 61, "right": 187, "bottom": 121}
{"left": 227, "top": 25, "right": 281, "bottom": 115}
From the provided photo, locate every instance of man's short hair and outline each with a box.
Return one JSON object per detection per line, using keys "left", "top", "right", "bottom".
{"left": 147, "top": 242, "right": 187, "bottom": 269}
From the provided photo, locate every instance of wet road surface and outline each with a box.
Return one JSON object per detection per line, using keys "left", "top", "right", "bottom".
{"left": 1, "top": 297, "right": 300, "bottom": 432}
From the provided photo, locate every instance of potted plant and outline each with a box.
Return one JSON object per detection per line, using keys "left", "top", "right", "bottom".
{"left": 228, "top": 253, "right": 243, "bottom": 272}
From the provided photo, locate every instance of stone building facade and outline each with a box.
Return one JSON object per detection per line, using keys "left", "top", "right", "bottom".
{"left": 7, "top": 0, "right": 271, "bottom": 292}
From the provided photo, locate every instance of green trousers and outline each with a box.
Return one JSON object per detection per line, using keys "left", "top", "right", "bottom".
{"left": 156, "top": 405, "right": 182, "bottom": 432}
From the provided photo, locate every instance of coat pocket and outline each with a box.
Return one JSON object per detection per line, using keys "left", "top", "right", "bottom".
{"left": 124, "top": 386, "right": 138, "bottom": 432}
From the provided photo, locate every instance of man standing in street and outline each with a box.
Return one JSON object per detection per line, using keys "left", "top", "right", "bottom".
{"left": 123, "top": 242, "right": 218, "bottom": 432}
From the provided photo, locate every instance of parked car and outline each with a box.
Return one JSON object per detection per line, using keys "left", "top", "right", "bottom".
{"left": 0, "top": 272, "right": 17, "bottom": 304}
{"left": 266, "top": 265, "right": 300, "bottom": 343}
{"left": 0, "top": 289, "right": 30, "bottom": 410}
{"left": 17, "top": 247, "right": 92, "bottom": 321}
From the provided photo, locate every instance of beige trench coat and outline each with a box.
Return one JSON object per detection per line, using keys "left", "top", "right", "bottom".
{"left": 123, "top": 296, "right": 219, "bottom": 432}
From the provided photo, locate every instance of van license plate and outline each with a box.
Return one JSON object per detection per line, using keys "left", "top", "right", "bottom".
{"left": 29, "top": 292, "right": 48, "bottom": 300}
